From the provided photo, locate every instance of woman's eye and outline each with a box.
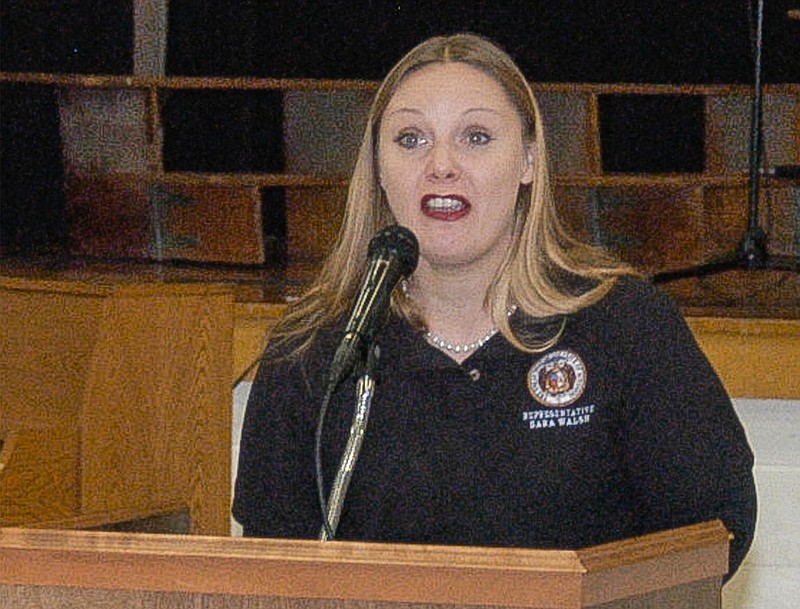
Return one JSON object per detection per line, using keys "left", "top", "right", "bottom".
{"left": 395, "top": 132, "right": 427, "bottom": 149}
{"left": 466, "top": 130, "right": 493, "bottom": 146}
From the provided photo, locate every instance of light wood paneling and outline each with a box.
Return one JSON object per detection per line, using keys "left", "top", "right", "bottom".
{"left": 688, "top": 317, "right": 800, "bottom": 399}
{"left": 0, "top": 277, "right": 234, "bottom": 534}
{"left": 233, "top": 302, "right": 285, "bottom": 385}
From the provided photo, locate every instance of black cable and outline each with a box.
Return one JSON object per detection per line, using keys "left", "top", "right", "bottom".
{"left": 315, "top": 382, "right": 337, "bottom": 540}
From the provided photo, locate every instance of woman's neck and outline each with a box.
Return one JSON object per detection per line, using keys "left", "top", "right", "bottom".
{"left": 407, "top": 262, "right": 501, "bottom": 359}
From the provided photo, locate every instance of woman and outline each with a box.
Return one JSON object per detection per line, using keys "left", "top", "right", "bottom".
{"left": 234, "top": 33, "right": 755, "bottom": 579}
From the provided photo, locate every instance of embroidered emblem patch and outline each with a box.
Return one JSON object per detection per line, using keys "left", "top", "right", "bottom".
{"left": 528, "top": 349, "right": 587, "bottom": 407}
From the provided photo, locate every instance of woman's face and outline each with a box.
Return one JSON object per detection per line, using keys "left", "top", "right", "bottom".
{"left": 377, "top": 61, "right": 534, "bottom": 272}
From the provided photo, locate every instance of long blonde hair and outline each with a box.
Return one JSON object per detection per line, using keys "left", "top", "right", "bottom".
{"left": 270, "top": 33, "right": 632, "bottom": 356}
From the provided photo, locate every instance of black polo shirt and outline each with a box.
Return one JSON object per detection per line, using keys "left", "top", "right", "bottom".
{"left": 234, "top": 277, "right": 756, "bottom": 576}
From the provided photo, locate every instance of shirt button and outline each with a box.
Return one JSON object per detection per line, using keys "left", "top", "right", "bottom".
{"left": 468, "top": 369, "right": 481, "bottom": 381}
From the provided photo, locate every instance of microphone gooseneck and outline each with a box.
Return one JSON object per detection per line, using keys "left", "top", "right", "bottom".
{"left": 316, "top": 224, "right": 418, "bottom": 540}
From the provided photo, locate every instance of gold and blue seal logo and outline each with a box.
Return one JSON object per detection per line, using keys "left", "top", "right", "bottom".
{"left": 528, "top": 349, "right": 587, "bottom": 407}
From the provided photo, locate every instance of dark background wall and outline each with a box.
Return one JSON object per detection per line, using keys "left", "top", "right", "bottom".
{"left": 167, "top": 0, "right": 799, "bottom": 83}
{"left": 1, "top": 0, "right": 798, "bottom": 81}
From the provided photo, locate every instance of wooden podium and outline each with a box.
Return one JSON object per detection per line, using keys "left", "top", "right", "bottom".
{"left": 0, "top": 521, "right": 729, "bottom": 608}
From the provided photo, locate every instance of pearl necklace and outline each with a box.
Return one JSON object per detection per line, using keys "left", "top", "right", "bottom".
{"left": 425, "top": 326, "right": 500, "bottom": 354}
{"left": 424, "top": 305, "right": 517, "bottom": 355}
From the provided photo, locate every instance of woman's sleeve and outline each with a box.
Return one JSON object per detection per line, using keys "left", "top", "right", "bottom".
{"left": 232, "top": 354, "right": 321, "bottom": 538}
{"left": 618, "top": 282, "right": 756, "bottom": 580}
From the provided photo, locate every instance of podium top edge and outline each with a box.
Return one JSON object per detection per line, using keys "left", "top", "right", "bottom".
{"left": 0, "top": 520, "right": 727, "bottom": 574}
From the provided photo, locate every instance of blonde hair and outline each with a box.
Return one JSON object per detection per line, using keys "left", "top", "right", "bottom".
{"left": 269, "top": 33, "right": 632, "bottom": 357}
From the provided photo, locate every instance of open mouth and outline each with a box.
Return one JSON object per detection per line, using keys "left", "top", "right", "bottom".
{"left": 421, "top": 194, "right": 471, "bottom": 220}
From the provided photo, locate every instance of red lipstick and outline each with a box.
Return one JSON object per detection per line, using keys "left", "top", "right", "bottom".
{"left": 421, "top": 194, "right": 471, "bottom": 221}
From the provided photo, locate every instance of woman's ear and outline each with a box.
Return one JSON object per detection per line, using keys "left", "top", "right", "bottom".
{"left": 521, "top": 141, "right": 536, "bottom": 185}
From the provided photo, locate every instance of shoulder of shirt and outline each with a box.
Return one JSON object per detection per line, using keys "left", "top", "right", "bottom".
{"left": 260, "top": 317, "right": 345, "bottom": 371}
{"left": 573, "top": 275, "right": 682, "bottom": 325}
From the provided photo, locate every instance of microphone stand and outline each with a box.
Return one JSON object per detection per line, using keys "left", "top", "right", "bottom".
{"left": 318, "top": 343, "right": 379, "bottom": 541}
{"left": 653, "top": 0, "right": 799, "bottom": 284}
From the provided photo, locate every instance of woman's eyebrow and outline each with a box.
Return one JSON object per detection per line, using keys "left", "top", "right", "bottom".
{"left": 384, "top": 106, "right": 504, "bottom": 119}
{"left": 384, "top": 107, "right": 424, "bottom": 119}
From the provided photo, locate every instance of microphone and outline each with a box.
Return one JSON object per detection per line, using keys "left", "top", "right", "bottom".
{"left": 327, "top": 225, "right": 419, "bottom": 387}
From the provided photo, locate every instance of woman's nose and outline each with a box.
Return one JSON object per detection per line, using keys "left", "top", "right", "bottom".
{"left": 426, "top": 142, "right": 459, "bottom": 180}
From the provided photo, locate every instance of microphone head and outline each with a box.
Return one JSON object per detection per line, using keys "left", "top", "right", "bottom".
{"left": 368, "top": 225, "right": 419, "bottom": 277}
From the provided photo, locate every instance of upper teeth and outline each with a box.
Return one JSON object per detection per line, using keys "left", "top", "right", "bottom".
{"left": 427, "top": 197, "right": 464, "bottom": 210}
